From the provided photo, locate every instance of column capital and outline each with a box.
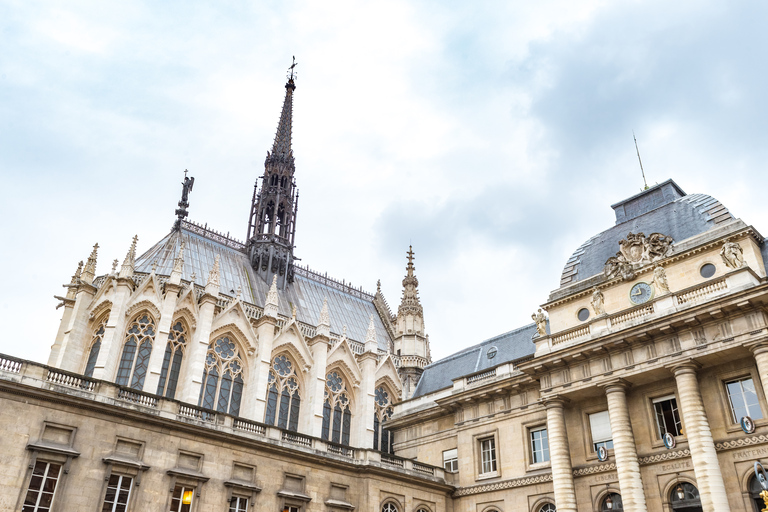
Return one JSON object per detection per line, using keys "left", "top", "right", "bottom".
{"left": 600, "top": 378, "right": 632, "bottom": 394}
{"left": 667, "top": 359, "right": 701, "bottom": 376}
{"left": 746, "top": 340, "right": 768, "bottom": 356}
{"left": 542, "top": 396, "right": 570, "bottom": 409}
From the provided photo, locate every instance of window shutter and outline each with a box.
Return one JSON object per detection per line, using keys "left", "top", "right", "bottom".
{"left": 589, "top": 411, "right": 613, "bottom": 444}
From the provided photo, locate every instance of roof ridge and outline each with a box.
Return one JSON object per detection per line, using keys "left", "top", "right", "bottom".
{"left": 423, "top": 323, "right": 537, "bottom": 368}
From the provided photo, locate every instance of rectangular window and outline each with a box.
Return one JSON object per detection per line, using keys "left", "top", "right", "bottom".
{"left": 229, "top": 497, "right": 249, "bottom": 512}
{"left": 653, "top": 395, "right": 683, "bottom": 438}
{"left": 726, "top": 377, "right": 763, "bottom": 423}
{"left": 443, "top": 448, "right": 458, "bottom": 473}
{"left": 170, "top": 485, "right": 194, "bottom": 512}
{"left": 101, "top": 474, "right": 133, "bottom": 512}
{"left": 589, "top": 411, "right": 614, "bottom": 451}
{"left": 479, "top": 438, "right": 497, "bottom": 474}
{"left": 530, "top": 428, "right": 550, "bottom": 463}
{"left": 22, "top": 461, "right": 61, "bottom": 512}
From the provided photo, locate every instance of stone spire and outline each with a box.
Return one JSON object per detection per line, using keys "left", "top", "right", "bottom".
{"left": 317, "top": 297, "right": 331, "bottom": 338}
{"left": 205, "top": 255, "right": 221, "bottom": 296}
{"left": 119, "top": 235, "right": 138, "bottom": 278}
{"left": 398, "top": 245, "right": 424, "bottom": 321}
{"left": 264, "top": 275, "right": 280, "bottom": 318}
{"left": 81, "top": 243, "right": 99, "bottom": 285}
{"left": 170, "top": 241, "right": 186, "bottom": 285}
{"left": 245, "top": 62, "right": 300, "bottom": 289}
{"left": 66, "top": 261, "right": 83, "bottom": 299}
{"left": 365, "top": 315, "right": 378, "bottom": 353}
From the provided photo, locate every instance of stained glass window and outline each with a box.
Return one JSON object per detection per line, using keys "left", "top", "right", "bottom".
{"left": 198, "top": 336, "right": 245, "bottom": 416}
{"left": 321, "top": 371, "right": 352, "bottom": 445}
{"left": 373, "top": 385, "right": 395, "bottom": 453}
{"left": 115, "top": 314, "right": 155, "bottom": 390}
{"left": 84, "top": 316, "right": 107, "bottom": 378}
{"left": 264, "top": 354, "right": 301, "bottom": 431}
{"left": 157, "top": 321, "right": 187, "bottom": 399}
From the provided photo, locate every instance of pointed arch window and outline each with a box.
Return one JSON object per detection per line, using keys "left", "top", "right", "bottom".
{"left": 198, "top": 336, "right": 244, "bottom": 416}
{"left": 115, "top": 313, "right": 155, "bottom": 390}
{"left": 264, "top": 355, "right": 301, "bottom": 431}
{"left": 373, "top": 386, "right": 395, "bottom": 453}
{"left": 321, "top": 371, "right": 352, "bottom": 445}
{"left": 156, "top": 320, "right": 187, "bottom": 399}
{"left": 83, "top": 316, "right": 108, "bottom": 378}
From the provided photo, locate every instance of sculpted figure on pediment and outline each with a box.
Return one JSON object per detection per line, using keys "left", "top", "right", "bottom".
{"left": 532, "top": 309, "right": 547, "bottom": 337}
{"left": 590, "top": 287, "right": 605, "bottom": 315}
{"left": 604, "top": 231, "right": 673, "bottom": 281}
{"left": 652, "top": 265, "right": 670, "bottom": 294}
{"left": 720, "top": 239, "right": 746, "bottom": 269}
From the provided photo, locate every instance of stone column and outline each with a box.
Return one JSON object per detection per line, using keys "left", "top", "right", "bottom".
{"left": 749, "top": 343, "right": 768, "bottom": 404}
{"left": 603, "top": 380, "right": 647, "bottom": 512}
{"left": 544, "top": 397, "right": 577, "bottom": 512}
{"left": 672, "top": 362, "right": 731, "bottom": 512}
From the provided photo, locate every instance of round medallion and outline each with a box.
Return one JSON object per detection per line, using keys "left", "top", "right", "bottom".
{"left": 741, "top": 415, "right": 756, "bottom": 434}
{"left": 663, "top": 432, "right": 676, "bottom": 449}
{"left": 629, "top": 282, "right": 654, "bottom": 305}
{"left": 597, "top": 445, "right": 609, "bottom": 462}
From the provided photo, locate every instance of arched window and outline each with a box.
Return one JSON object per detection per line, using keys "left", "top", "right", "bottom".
{"left": 264, "top": 355, "right": 301, "bottom": 431}
{"left": 321, "top": 371, "right": 351, "bottom": 445}
{"left": 373, "top": 385, "right": 395, "bottom": 453}
{"left": 670, "top": 482, "right": 702, "bottom": 511}
{"left": 198, "top": 337, "right": 244, "bottom": 415}
{"left": 600, "top": 493, "right": 623, "bottom": 511}
{"left": 83, "top": 316, "right": 108, "bottom": 378}
{"left": 382, "top": 503, "right": 398, "bottom": 512}
{"left": 538, "top": 504, "right": 556, "bottom": 512}
{"left": 156, "top": 321, "right": 187, "bottom": 399}
{"left": 115, "top": 313, "right": 155, "bottom": 390}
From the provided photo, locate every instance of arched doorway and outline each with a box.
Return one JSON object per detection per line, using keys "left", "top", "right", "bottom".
{"left": 600, "top": 493, "right": 623, "bottom": 511}
{"left": 670, "top": 482, "right": 702, "bottom": 512}
{"left": 749, "top": 476, "right": 767, "bottom": 512}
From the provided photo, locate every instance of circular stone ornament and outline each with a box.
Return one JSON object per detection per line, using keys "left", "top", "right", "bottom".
{"left": 629, "top": 282, "right": 654, "bottom": 305}
{"left": 597, "top": 445, "right": 609, "bottom": 462}
{"left": 663, "top": 432, "right": 676, "bottom": 449}
{"left": 741, "top": 415, "right": 756, "bottom": 434}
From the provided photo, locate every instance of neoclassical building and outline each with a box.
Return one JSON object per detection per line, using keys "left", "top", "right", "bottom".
{"left": 2, "top": 71, "right": 768, "bottom": 512}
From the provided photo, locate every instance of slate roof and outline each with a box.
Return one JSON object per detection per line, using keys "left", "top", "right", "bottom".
{"left": 134, "top": 222, "right": 392, "bottom": 349}
{"left": 559, "top": 181, "right": 735, "bottom": 287}
{"left": 412, "top": 323, "right": 537, "bottom": 398}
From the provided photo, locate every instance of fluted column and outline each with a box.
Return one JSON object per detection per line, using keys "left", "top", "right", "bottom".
{"left": 603, "top": 380, "right": 647, "bottom": 512}
{"left": 544, "top": 398, "right": 577, "bottom": 512}
{"left": 672, "top": 362, "right": 731, "bottom": 512}
{"left": 749, "top": 343, "right": 768, "bottom": 404}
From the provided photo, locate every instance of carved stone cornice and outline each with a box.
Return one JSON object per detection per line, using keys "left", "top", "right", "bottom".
{"left": 715, "top": 433, "right": 768, "bottom": 451}
{"left": 637, "top": 448, "right": 690, "bottom": 465}
{"left": 452, "top": 473, "right": 553, "bottom": 497}
{"left": 572, "top": 462, "right": 616, "bottom": 476}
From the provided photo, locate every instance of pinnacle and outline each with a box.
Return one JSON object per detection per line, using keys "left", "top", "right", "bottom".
{"left": 81, "top": 243, "right": 99, "bottom": 284}
{"left": 270, "top": 78, "right": 295, "bottom": 159}
{"left": 119, "top": 235, "right": 138, "bottom": 278}
{"left": 207, "top": 255, "right": 221, "bottom": 287}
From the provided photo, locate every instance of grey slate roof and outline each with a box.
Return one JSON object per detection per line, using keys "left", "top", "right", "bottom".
{"left": 134, "top": 224, "right": 392, "bottom": 349}
{"left": 559, "top": 181, "right": 735, "bottom": 287}
{"left": 412, "top": 323, "right": 537, "bottom": 398}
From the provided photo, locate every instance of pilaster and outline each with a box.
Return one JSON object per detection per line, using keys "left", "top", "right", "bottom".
{"left": 305, "top": 335, "right": 329, "bottom": 437}
{"left": 671, "top": 361, "right": 731, "bottom": 512}
{"left": 355, "top": 351, "right": 378, "bottom": 449}
{"left": 144, "top": 282, "right": 182, "bottom": 395}
{"left": 249, "top": 315, "right": 278, "bottom": 422}
{"left": 92, "top": 278, "right": 134, "bottom": 381}
{"left": 178, "top": 294, "right": 216, "bottom": 405}
{"left": 544, "top": 397, "right": 577, "bottom": 512}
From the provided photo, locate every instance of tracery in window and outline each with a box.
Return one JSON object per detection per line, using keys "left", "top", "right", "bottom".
{"left": 115, "top": 313, "right": 156, "bottom": 390}
{"left": 381, "top": 502, "right": 398, "bottom": 512}
{"left": 84, "top": 316, "right": 108, "bottom": 378}
{"left": 264, "top": 354, "right": 301, "bottom": 431}
{"left": 156, "top": 320, "right": 187, "bottom": 399}
{"left": 321, "top": 370, "right": 352, "bottom": 445}
{"left": 373, "top": 385, "right": 395, "bottom": 453}
{"left": 198, "top": 336, "right": 244, "bottom": 415}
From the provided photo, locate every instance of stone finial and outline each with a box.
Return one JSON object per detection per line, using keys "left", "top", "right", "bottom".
{"left": 81, "top": 243, "right": 99, "bottom": 284}
{"left": 317, "top": 297, "right": 331, "bottom": 338}
{"left": 207, "top": 255, "right": 221, "bottom": 287}
{"left": 364, "top": 314, "right": 378, "bottom": 353}
{"left": 66, "top": 261, "right": 84, "bottom": 299}
{"left": 376, "top": 279, "right": 381, "bottom": 294}
{"left": 341, "top": 325, "right": 348, "bottom": 343}
{"left": 235, "top": 285, "right": 243, "bottom": 301}
{"left": 190, "top": 272, "right": 196, "bottom": 282}
{"left": 264, "top": 274, "right": 279, "bottom": 319}
{"left": 119, "top": 235, "right": 138, "bottom": 278}
{"left": 71, "top": 261, "right": 83, "bottom": 284}
{"left": 291, "top": 303, "right": 297, "bottom": 320}
{"left": 111, "top": 259, "right": 119, "bottom": 275}
{"left": 170, "top": 241, "right": 186, "bottom": 285}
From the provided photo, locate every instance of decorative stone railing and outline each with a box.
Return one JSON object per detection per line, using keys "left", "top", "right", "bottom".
{"left": 381, "top": 453, "right": 405, "bottom": 468}
{"left": 117, "top": 388, "right": 159, "bottom": 408}
{"left": 466, "top": 368, "right": 497, "bottom": 385}
{"left": 413, "top": 461, "right": 436, "bottom": 475}
{"left": 552, "top": 326, "right": 590, "bottom": 346}
{"left": 676, "top": 277, "right": 728, "bottom": 305}
{"left": 179, "top": 403, "right": 216, "bottom": 423}
{"left": 612, "top": 303, "right": 654, "bottom": 326}
{"left": 0, "top": 355, "right": 23, "bottom": 374}
{"left": 326, "top": 442, "right": 355, "bottom": 458}
{"left": 46, "top": 369, "right": 97, "bottom": 392}
{"left": 282, "top": 431, "right": 312, "bottom": 447}
{"left": 234, "top": 418, "right": 267, "bottom": 436}
{"left": 398, "top": 355, "right": 429, "bottom": 369}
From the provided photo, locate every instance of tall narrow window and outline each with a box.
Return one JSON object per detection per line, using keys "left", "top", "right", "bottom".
{"left": 22, "top": 461, "right": 61, "bottom": 512}
{"left": 321, "top": 371, "right": 352, "bottom": 445}
{"left": 101, "top": 474, "right": 132, "bottom": 512}
{"left": 480, "top": 437, "right": 497, "bottom": 474}
{"left": 115, "top": 313, "right": 156, "bottom": 390}
{"left": 726, "top": 377, "right": 763, "bottom": 422}
{"left": 589, "top": 411, "right": 614, "bottom": 451}
{"left": 264, "top": 355, "right": 301, "bottom": 431}
{"left": 156, "top": 321, "right": 187, "bottom": 399}
{"left": 198, "top": 336, "right": 245, "bottom": 416}
{"left": 653, "top": 395, "right": 683, "bottom": 438}
{"left": 443, "top": 448, "right": 458, "bottom": 472}
{"left": 373, "top": 386, "right": 395, "bottom": 453}
{"left": 530, "top": 428, "right": 550, "bottom": 463}
{"left": 84, "top": 316, "right": 108, "bottom": 378}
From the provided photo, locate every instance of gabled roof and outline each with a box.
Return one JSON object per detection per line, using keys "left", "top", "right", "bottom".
{"left": 134, "top": 222, "right": 392, "bottom": 350}
{"left": 412, "top": 323, "right": 537, "bottom": 398}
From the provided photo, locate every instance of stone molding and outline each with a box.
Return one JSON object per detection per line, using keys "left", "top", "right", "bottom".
{"left": 452, "top": 473, "right": 553, "bottom": 497}
{"left": 637, "top": 448, "right": 691, "bottom": 465}
{"left": 715, "top": 434, "right": 768, "bottom": 451}
{"left": 572, "top": 462, "right": 616, "bottom": 476}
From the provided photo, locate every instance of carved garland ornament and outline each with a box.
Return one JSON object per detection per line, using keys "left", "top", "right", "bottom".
{"left": 604, "top": 232, "right": 674, "bottom": 281}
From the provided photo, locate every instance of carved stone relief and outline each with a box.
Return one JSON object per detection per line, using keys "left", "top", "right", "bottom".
{"left": 604, "top": 232, "right": 674, "bottom": 281}
{"left": 720, "top": 239, "right": 746, "bottom": 269}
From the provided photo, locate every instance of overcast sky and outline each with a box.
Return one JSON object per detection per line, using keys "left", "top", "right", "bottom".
{"left": 2, "top": 1, "right": 767, "bottom": 364}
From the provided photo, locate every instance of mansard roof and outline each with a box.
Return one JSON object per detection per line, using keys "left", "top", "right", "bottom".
{"left": 558, "top": 180, "right": 735, "bottom": 289}
{"left": 412, "top": 323, "right": 536, "bottom": 398}
{"left": 134, "top": 220, "right": 392, "bottom": 350}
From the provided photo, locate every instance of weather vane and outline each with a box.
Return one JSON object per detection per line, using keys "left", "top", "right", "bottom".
{"left": 288, "top": 56, "right": 298, "bottom": 81}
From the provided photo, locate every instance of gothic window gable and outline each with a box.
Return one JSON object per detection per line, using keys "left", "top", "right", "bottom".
{"left": 156, "top": 319, "right": 189, "bottom": 399}
{"left": 198, "top": 335, "right": 246, "bottom": 416}
{"left": 264, "top": 353, "right": 302, "bottom": 431}
{"left": 115, "top": 312, "right": 157, "bottom": 391}
{"left": 373, "top": 382, "right": 396, "bottom": 454}
{"left": 321, "top": 368, "right": 353, "bottom": 446}
{"left": 83, "top": 313, "right": 109, "bottom": 378}
{"left": 271, "top": 327, "right": 313, "bottom": 371}
{"left": 326, "top": 341, "right": 362, "bottom": 386}
{"left": 210, "top": 302, "right": 259, "bottom": 356}
{"left": 374, "top": 356, "right": 403, "bottom": 397}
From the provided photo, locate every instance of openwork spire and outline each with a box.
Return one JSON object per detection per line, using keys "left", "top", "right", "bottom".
{"left": 81, "top": 243, "right": 99, "bottom": 284}
{"left": 398, "top": 245, "right": 423, "bottom": 318}
{"left": 119, "top": 235, "right": 138, "bottom": 278}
